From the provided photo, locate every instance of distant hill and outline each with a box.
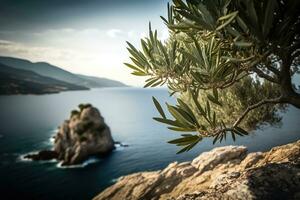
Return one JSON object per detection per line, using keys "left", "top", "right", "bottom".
{"left": 0, "top": 56, "right": 127, "bottom": 88}
{"left": 76, "top": 74, "right": 126, "bottom": 87}
{"left": 0, "top": 63, "right": 88, "bottom": 95}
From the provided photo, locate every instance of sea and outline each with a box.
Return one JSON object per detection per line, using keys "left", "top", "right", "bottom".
{"left": 0, "top": 87, "right": 299, "bottom": 200}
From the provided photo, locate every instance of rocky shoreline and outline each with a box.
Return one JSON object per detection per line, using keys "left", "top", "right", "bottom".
{"left": 94, "top": 140, "right": 300, "bottom": 200}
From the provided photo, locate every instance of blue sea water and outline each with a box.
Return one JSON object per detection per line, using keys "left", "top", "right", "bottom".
{"left": 0, "top": 87, "right": 299, "bottom": 200}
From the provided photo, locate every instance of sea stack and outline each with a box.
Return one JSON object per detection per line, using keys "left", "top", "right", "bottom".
{"left": 25, "top": 104, "right": 115, "bottom": 165}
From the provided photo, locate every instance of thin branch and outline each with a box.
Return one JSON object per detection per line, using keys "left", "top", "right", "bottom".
{"left": 232, "top": 97, "right": 283, "bottom": 127}
{"left": 265, "top": 60, "right": 280, "bottom": 76}
{"left": 220, "top": 72, "right": 249, "bottom": 89}
{"left": 251, "top": 67, "right": 279, "bottom": 83}
{"left": 210, "top": 97, "right": 282, "bottom": 137}
{"left": 263, "top": 54, "right": 281, "bottom": 75}
{"left": 211, "top": 128, "right": 234, "bottom": 137}
{"left": 289, "top": 41, "right": 300, "bottom": 56}
{"left": 292, "top": 50, "right": 300, "bottom": 60}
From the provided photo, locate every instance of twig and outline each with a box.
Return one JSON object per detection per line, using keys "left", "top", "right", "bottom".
{"left": 232, "top": 97, "right": 283, "bottom": 127}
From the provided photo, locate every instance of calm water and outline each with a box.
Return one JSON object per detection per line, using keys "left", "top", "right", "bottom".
{"left": 0, "top": 88, "right": 299, "bottom": 200}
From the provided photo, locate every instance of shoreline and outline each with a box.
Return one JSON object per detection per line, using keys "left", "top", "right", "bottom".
{"left": 94, "top": 139, "right": 300, "bottom": 200}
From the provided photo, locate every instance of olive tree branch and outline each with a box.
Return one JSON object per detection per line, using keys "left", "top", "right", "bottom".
{"left": 232, "top": 97, "right": 283, "bottom": 128}
{"left": 251, "top": 67, "right": 279, "bottom": 83}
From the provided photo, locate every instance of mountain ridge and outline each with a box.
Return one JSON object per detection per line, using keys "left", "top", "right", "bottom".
{"left": 0, "top": 63, "right": 88, "bottom": 95}
{"left": 0, "top": 56, "right": 127, "bottom": 88}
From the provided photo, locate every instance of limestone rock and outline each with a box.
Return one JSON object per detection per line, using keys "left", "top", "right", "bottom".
{"left": 93, "top": 140, "right": 300, "bottom": 200}
{"left": 54, "top": 104, "right": 115, "bottom": 165}
{"left": 25, "top": 104, "right": 115, "bottom": 165}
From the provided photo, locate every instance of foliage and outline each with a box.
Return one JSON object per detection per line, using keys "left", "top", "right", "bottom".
{"left": 125, "top": 0, "right": 300, "bottom": 153}
{"left": 71, "top": 103, "right": 92, "bottom": 118}
{"left": 78, "top": 103, "right": 92, "bottom": 111}
{"left": 79, "top": 136, "right": 88, "bottom": 142}
{"left": 70, "top": 110, "right": 80, "bottom": 118}
{"left": 181, "top": 76, "right": 286, "bottom": 131}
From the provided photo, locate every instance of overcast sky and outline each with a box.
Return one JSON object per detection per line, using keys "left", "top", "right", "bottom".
{"left": 0, "top": 0, "right": 170, "bottom": 86}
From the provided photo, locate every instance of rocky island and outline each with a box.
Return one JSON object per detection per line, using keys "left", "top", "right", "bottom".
{"left": 94, "top": 140, "right": 300, "bottom": 200}
{"left": 25, "top": 104, "right": 115, "bottom": 165}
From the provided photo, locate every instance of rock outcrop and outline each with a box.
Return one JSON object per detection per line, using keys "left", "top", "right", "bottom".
{"left": 94, "top": 140, "right": 300, "bottom": 200}
{"left": 25, "top": 104, "right": 115, "bottom": 165}
{"left": 54, "top": 104, "right": 115, "bottom": 165}
{"left": 24, "top": 150, "right": 58, "bottom": 161}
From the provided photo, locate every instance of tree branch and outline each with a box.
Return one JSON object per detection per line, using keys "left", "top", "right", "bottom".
{"left": 265, "top": 59, "right": 280, "bottom": 76}
{"left": 251, "top": 67, "right": 279, "bottom": 83}
{"left": 232, "top": 97, "right": 283, "bottom": 127}
{"left": 292, "top": 50, "right": 300, "bottom": 60}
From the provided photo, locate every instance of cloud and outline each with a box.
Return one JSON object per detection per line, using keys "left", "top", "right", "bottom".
{"left": 0, "top": 39, "right": 81, "bottom": 66}
{"left": 0, "top": 40, "right": 14, "bottom": 46}
{"left": 106, "top": 29, "right": 123, "bottom": 38}
{"left": 127, "top": 30, "right": 136, "bottom": 38}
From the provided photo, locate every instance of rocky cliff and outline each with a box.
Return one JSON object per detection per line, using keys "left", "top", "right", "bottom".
{"left": 25, "top": 104, "right": 115, "bottom": 165}
{"left": 54, "top": 104, "right": 115, "bottom": 165}
{"left": 94, "top": 140, "right": 300, "bottom": 200}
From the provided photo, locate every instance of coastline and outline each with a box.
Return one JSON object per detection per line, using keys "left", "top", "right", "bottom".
{"left": 94, "top": 140, "right": 300, "bottom": 200}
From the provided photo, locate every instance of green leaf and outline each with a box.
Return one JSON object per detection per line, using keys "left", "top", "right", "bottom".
{"left": 213, "top": 88, "right": 218, "bottom": 99}
{"left": 167, "top": 104, "right": 195, "bottom": 127}
{"left": 124, "top": 63, "right": 143, "bottom": 72}
{"left": 141, "top": 39, "right": 151, "bottom": 59}
{"left": 236, "top": 16, "right": 248, "bottom": 33}
{"left": 153, "top": 117, "right": 181, "bottom": 127}
{"left": 206, "top": 100, "right": 211, "bottom": 119}
{"left": 181, "top": 134, "right": 193, "bottom": 137}
{"left": 168, "top": 135, "right": 198, "bottom": 144}
{"left": 212, "top": 112, "right": 216, "bottom": 126}
{"left": 168, "top": 127, "right": 196, "bottom": 132}
{"left": 175, "top": 137, "right": 201, "bottom": 154}
{"left": 232, "top": 129, "right": 244, "bottom": 136}
{"left": 191, "top": 92, "right": 206, "bottom": 116}
{"left": 207, "top": 94, "right": 222, "bottom": 106}
{"left": 158, "top": 41, "right": 170, "bottom": 66}
{"left": 219, "top": 133, "right": 224, "bottom": 143}
{"left": 218, "top": 11, "right": 238, "bottom": 21}
{"left": 226, "top": 26, "right": 241, "bottom": 37}
{"left": 213, "top": 134, "right": 220, "bottom": 144}
{"left": 151, "top": 79, "right": 163, "bottom": 87}
{"left": 152, "top": 97, "right": 166, "bottom": 119}
{"left": 176, "top": 145, "right": 191, "bottom": 154}
{"left": 235, "top": 127, "right": 249, "bottom": 135}
{"left": 131, "top": 71, "right": 147, "bottom": 76}
{"left": 231, "top": 131, "right": 236, "bottom": 141}
{"left": 144, "top": 78, "right": 159, "bottom": 88}
{"left": 177, "top": 99, "right": 199, "bottom": 127}
{"left": 216, "top": 11, "right": 238, "bottom": 31}
{"left": 263, "top": 0, "right": 276, "bottom": 37}
{"left": 234, "top": 41, "right": 253, "bottom": 48}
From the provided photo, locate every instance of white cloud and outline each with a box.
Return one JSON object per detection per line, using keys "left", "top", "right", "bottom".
{"left": 0, "top": 39, "right": 14, "bottom": 46}
{"left": 127, "top": 30, "right": 136, "bottom": 38}
{"left": 106, "top": 29, "right": 123, "bottom": 38}
{"left": 0, "top": 40, "right": 81, "bottom": 65}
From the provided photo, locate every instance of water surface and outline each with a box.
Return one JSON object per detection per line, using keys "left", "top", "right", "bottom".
{"left": 0, "top": 88, "right": 299, "bottom": 200}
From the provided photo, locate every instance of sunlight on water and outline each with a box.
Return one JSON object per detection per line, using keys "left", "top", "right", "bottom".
{"left": 57, "top": 157, "right": 102, "bottom": 169}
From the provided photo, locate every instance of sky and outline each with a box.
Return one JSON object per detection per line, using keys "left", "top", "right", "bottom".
{"left": 0, "top": 0, "right": 170, "bottom": 86}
